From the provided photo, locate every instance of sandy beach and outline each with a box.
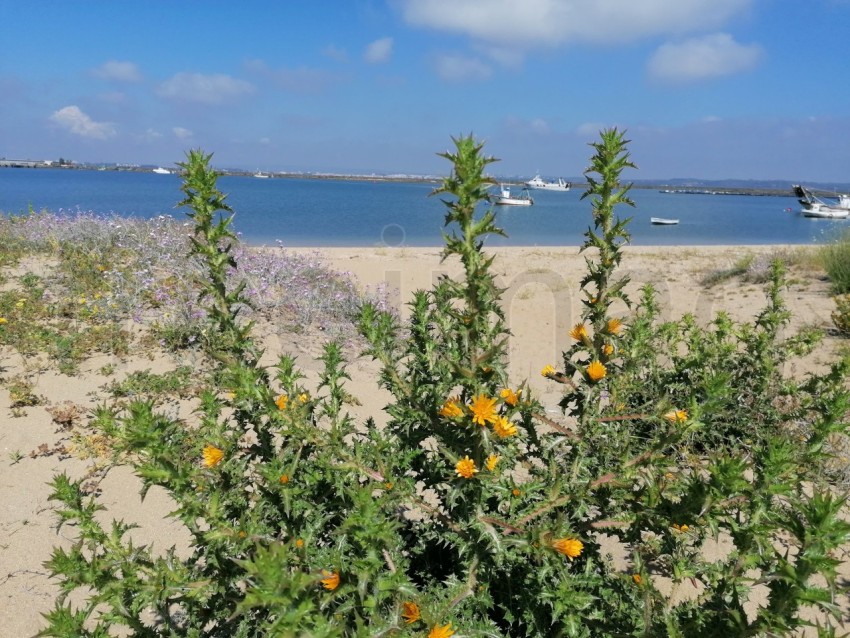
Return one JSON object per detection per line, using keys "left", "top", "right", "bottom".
{"left": 1, "top": 244, "right": 847, "bottom": 635}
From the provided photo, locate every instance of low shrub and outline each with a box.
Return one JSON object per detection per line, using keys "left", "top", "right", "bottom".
{"left": 820, "top": 229, "right": 850, "bottom": 294}
{"left": 39, "top": 137, "right": 850, "bottom": 638}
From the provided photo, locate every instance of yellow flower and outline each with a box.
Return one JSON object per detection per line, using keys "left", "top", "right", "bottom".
{"left": 78, "top": 297, "right": 87, "bottom": 304}
{"left": 401, "top": 601, "right": 421, "bottom": 624}
{"left": 602, "top": 343, "right": 614, "bottom": 356}
{"left": 493, "top": 416, "right": 518, "bottom": 438}
{"left": 279, "top": 474, "right": 289, "bottom": 484}
{"left": 586, "top": 360, "right": 607, "bottom": 382}
{"left": 552, "top": 537, "right": 584, "bottom": 560}
{"left": 485, "top": 454, "right": 500, "bottom": 471}
{"left": 632, "top": 573, "right": 642, "bottom": 585}
{"left": 384, "top": 482, "right": 393, "bottom": 490}
{"left": 202, "top": 445, "right": 224, "bottom": 468}
{"left": 295, "top": 538, "right": 304, "bottom": 548}
{"left": 511, "top": 488, "right": 521, "bottom": 497}
{"left": 428, "top": 623, "right": 455, "bottom": 638}
{"left": 672, "top": 523, "right": 690, "bottom": 533}
{"left": 320, "top": 570, "right": 340, "bottom": 591}
{"left": 606, "top": 318, "right": 623, "bottom": 335}
{"left": 570, "top": 323, "right": 588, "bottom": 341}
{"left": 541, "top": 364, "right": 557, "bottom": 378}
{"left": 455, "top": 455, "right": 478, "bottom": 479}
{"left": 0, "top": 317, "right": 7, "bottom": 324}
{"left": 275, "top": 394, "right": 289, "bottom": 410}
{"left": 500, "top": 387, "right": 520, "bottom": 406}
{"left": 298, "top": 392, "right": 310, "bottom": 403}
{"left": 439, "top": 397, "right": 464, "bottom": 419}
{"left": 469, "top": 394, "right": 498, "bottom": 426}
{"left": 664, "top": 409, "right": 688, "bottom": 423}
{"left": 15, "top": 300, "right": 25, "bottom": 309}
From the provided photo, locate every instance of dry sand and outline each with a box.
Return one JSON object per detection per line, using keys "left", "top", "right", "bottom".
{"left": 1, "top": 245, "right": 847, "bottom": 635}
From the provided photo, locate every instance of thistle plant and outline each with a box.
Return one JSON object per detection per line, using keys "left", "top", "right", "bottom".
{"left": 40, "top": 134, "right": 850, "bottom": 638}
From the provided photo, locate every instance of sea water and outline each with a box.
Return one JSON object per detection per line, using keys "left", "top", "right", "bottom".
{"left": 1, "top": 168, "right": 845, "bottom": 247}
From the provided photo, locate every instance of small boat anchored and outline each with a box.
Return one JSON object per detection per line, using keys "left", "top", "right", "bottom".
{"left": 493, "top": 184, "right": 534, "bottom": 206}
{"left": 793, "top": 184, "right": 850, "bottom": 219}
{"left": 651, "top": 217, "right": 679, "bottom": 225}
{"left": 254, "top": 171, "right": 270, "bottom": 179}
{"left": 525, "top": 174, "right": 571, "bottom": 191}
{"left": 152, "top": 167, "right": 171, "bottom": 175}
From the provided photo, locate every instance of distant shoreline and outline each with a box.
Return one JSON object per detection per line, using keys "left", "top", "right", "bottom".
{"left": 0, "top": 164, "right": 800, "bottom": 197}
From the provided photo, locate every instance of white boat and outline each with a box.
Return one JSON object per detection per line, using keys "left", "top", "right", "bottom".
{"left": 152, "top": 167, "right": 171, "bottom": 175}
{"left": 254, "top": 171, "right": 270, "bottom": 179}
{"left": 651, "top": 217, "right": 679, "bottom": 225}
{"left": 493, "top": 184, "right": 534, "bottom": 206}
{"left": 525, "top": 174, "right": 571, "bottom": 191}
{"left": 793, "top": 184, "right": 850, "bottom": 219}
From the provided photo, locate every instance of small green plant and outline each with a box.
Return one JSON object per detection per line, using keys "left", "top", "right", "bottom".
{"left": 820, "top": 229, "right": 850, "bottom": 293}
{"left": 833, "top": 294, "right": 850, "bottom": 336}
{"left": 107, "top": 366, "right": 196, "bottom": 399}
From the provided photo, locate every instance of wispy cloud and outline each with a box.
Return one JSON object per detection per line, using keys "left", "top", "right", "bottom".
{"left": 432, "top": 53, "right": 492, "bottom": 83}
{"left": 364, "top": 37, "right": 394, "bottom": 64}
{"left": 323, "top": 44, "right": 349, "bottom": 62}
{"left": 92, "top": 60, "right": 142, "bottom": 83}
{"left": 156, "top": 72, "right": 255, "bottom": 105}
{"left": 173, "top": 127, "right": 193, "bottom": 139}
{"left": 245, "top": 59, "right": 341, "bottom": 94}
{"left": 49, "top": 105, "right": 116, "bottom": 140}
{"left": 648, "top": 33, "right": 763, "bottom": 83}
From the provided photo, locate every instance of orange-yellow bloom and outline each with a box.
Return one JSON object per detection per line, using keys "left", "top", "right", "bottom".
{"left": 552, "top": 537, "right": 584, "bottom": 560}
{"left": 279, "top": 474, "right": 290, "bottom": 484}
{"left": 202, "top": 445, "right": 224, "bottom": 468}
{"left": 320, "top": 570, "right": 340, "bottom": 591}
{"left": 493, "top": 416, "right": 518, "bottom": 438}
{"left": 511, "top": 488, "right": 521, "bottom": 497}
{"left": 602, "top": 343, "right": 614, "bottom": 356}
{"left": 401, "top": 601, "right": 421, "bottom": 624}
{"left": 0, "top": 317, "right": 7, "bottom": 325}
{"left": 541, "top": 364, "right": 557, "bottom": 378}
{"left": 275, "top": 394, "right": 289, "bottom": 410}
{"left": 469, "top": 394, "right": 498, "bottom": 426}
{"left": 455, "top": 456, "right": 478, "bottom": 479}
{"left": 570, "top": 323, "right": 589, "bottom": 341}
{"left": 664, "top": 409, "right": 688, "bottom": 423}
{"left": 586, "top": 360, "right": 607, "bottom": 382}
{"left": 298, "top": 392, "right": 310, "bottom": 403}
{"left": 295, "top": 538, "right": 304, "bottom": 548}
{"left": 606, "top": 318, "right": 623, "bottom": 335}
{"left": 485, "top": 454, "right": 500, "bottom": 471}
{"left": 672, "top": 523, "right": 690, "bottom": 533}
{"left": 632, "top": 573, "right": 642, "bottom": 585}
{"left": 500, "top": 387, "right": 520, "bottom": 406}
{"left": 439, "top": 397, "right": 464, "bottom": 419}
{"left": 428, "top": 623, "right": 455, "bottom": 638}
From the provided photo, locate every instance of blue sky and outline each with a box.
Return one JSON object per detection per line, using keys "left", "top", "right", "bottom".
{"left": 2, "top": 0, "right": 849, "bottom": 182}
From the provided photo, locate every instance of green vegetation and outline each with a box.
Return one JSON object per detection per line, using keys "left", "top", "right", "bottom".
{"left": 821, "top": 229, "right": 850, "bottom": 294}
{"left": 27, "top": 135, "right": 850, "bottom": 637}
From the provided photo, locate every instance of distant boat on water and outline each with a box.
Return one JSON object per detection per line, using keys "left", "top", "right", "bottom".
{"left": 651, "top": 217, "right": 679, "bottom": 225}
{"left": 254, "top": 171, "right": 270, "bottom": 179}
{"left": 793, "top": 184, "right": 850, "bottom": 219}
{"left": 525, "top": 174, "right": 571, "bottom": 191}
{"left": 152, "top": 167, "right": 171, "bottom": 175}
{"left": 493, "top": 184, "right": 534, "bottom": 206}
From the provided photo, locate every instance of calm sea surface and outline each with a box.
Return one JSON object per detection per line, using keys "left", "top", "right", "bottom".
{"left": 1, "top": 168, "right": 845, "bottom": 247}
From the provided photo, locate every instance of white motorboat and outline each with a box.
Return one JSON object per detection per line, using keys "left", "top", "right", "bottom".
{"left": 651, "top": 217, "right": 679, "bottom": 225}
{"left": 254, "top": 171, "right": 270, "bottom": 179}
{"left": 493, "top": 184, "right": 534, "bottom": 206}
{"left": 793, "top": 184, "right": 850, "bottom": 219}
{"left": 525, "top": 174, "right": 571, "bottom": 191}
{"left": 152, "top": 167, "right": 171, "bottom": 175}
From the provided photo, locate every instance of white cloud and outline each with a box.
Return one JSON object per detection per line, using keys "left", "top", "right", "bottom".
{"left": 245, "top": 59, "right": 339, "bottom": 94}
{"left": 92, "top": 60, "right": 141, "bottom": 82}
{"left": 432, "top": 53, "right": 492, "bottom": 83}
{"left": 156, "top": 72, "right": 255, "bottom": 105}
{"left": 364, "top": 37, "right": 394, "bottom": 63}
{"left": 399, "top": 0, "right": 752, "bottom": 50}
{"left": 647, "top": 33, "right": 763, "bottom": 83}
{"left": 49, "top": 105, "right": 116, "bottom": 140}
{"left": 173, "top": 127, "right": 193, "bottom": 139}
{"left": 323, "top": 44, "right": 349, "bottom": 62}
